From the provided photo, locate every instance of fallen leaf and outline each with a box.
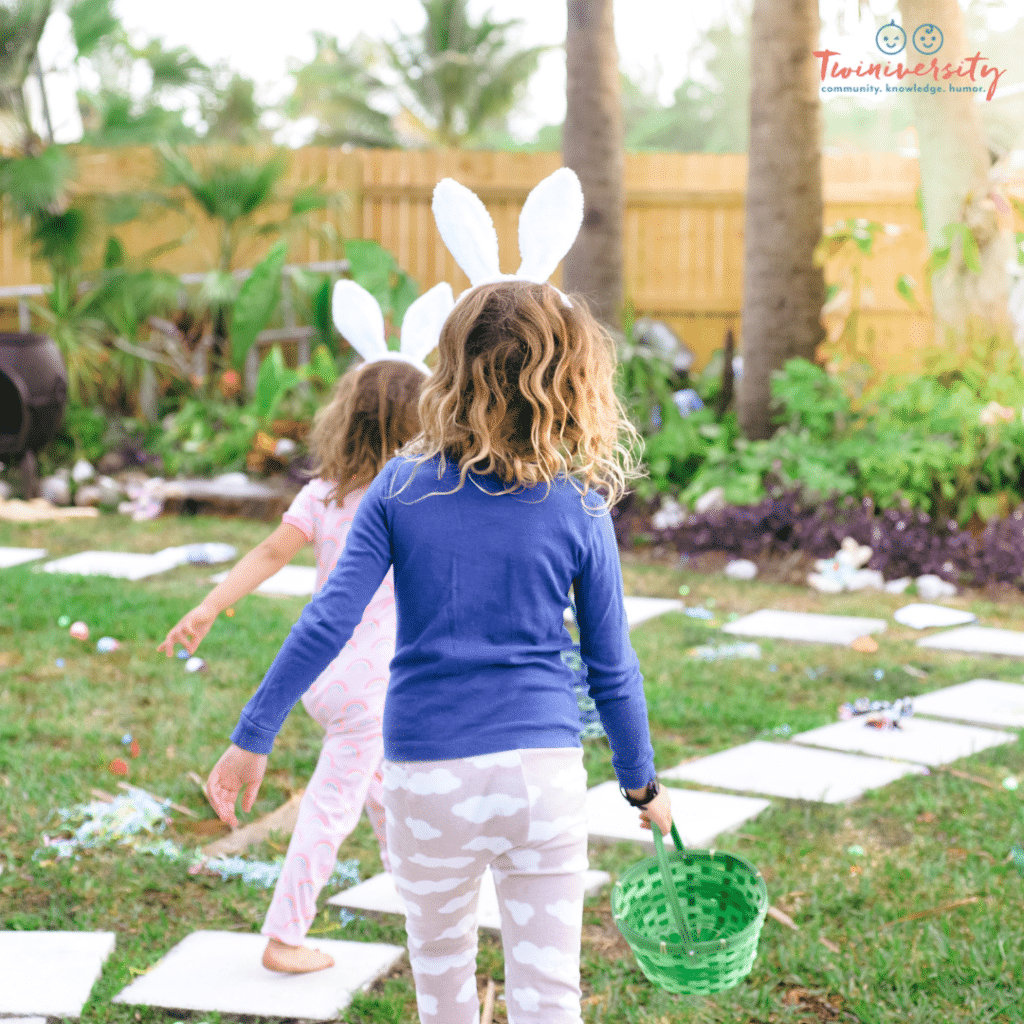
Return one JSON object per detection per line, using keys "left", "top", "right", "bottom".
{"left": 767, "top": 905, "right": 799, "bottom": 931}
{"left": 881, "top": 896, "right": 980, "bottom": 928}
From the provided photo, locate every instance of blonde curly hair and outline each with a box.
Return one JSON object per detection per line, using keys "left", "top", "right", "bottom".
{"left": 309, "top": 358, "right": 425, "bottom": 505}
{"left": 399, "top": 281, "right": 641, "bottom": 505}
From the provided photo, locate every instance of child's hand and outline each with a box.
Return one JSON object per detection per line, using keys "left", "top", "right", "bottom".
{"left": 157, "top": 603, "right": 217, "bottom": 657}
{"left": 638, "top": 788, "right": 673, "bottom": 837}
{"left": 206, "top": 743, "right": 268, "bottom": 828}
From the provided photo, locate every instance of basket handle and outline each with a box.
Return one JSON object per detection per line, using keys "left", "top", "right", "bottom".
{"left": 652, "top": 822, "right": 693, "bottom": 948}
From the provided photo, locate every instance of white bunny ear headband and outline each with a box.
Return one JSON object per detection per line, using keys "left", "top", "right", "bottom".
{"left": 431, "top": 166, "right": 584, "bottom": 306}
{"left": 332, "top": 279, "right": 454, "bottom": 374}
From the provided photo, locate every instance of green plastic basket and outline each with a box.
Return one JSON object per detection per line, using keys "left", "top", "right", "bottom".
{"left": 611, "top": 822, "right": 768, "bottom": 995}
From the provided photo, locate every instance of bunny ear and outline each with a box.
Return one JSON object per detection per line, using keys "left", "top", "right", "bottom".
{"left": 516, "top": 167, "right": 584, "bottom": 283}
{"left": 332, "top": 280, "right": 387, "bottom": 363}
{"left": 399, "top": 281, "right": 454, "bottom": 369}
{"left": 432, "top": 177, "right": 501, "bottom": 286}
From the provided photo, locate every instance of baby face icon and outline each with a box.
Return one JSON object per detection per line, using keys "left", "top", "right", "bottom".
{"left": 875, "top": 19, "right": 907, "bottom": 55}
{"left": 912, "top": 23, "right": 943, "bottom": 55}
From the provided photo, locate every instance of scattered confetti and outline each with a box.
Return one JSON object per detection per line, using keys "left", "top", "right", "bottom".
{"left": 54, "top": 658, "right": 65, "bottom": 668}
{"left": 58, "top": 615, "right": 71, "bottom": 628}
{"left": 130, "top": 739, "right": 140, "bottom": 759}
{"left": 682, "top": 606, "right": 714, "bottom": 620}
{"left": 121, "top": 733, "right": 132, "bottom": 745}
{"left": 847, "top": 845, "right": 865, "bottom": 856}
{"left": 185, "top": 656, "right": 206, "bottom": 673}
{"left": 96, "top": 637, "right": 120, "bottom": 653}
{"left": 176, "top": 649, "right": 189, "bottom": 660}
{"left": 873, "top": 668, "right": 885, "bottom": 681}
{"left": 109, "top": 759, "right": 129, "bottom": 777}
{"left": 689, "top": 642, "right": 762, "bottom": 661}
{"left": 69, "top": 621, "right": 89, "bottom": 641}
{"left": 839, "top": 697, "right": 913, "bottom": 728}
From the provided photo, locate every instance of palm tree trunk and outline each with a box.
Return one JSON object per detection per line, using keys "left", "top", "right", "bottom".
{"left": 897, "top": 0, "right": 1010, "bottom": 344}
{"left": 562, "top": 0, "right": 624, "bottom": 328}
{"left": 739, "top": 0, "right": 826, "bottom": 440}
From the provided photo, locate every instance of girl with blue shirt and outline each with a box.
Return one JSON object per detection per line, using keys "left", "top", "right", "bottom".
{"left": 207, "top": 171, "right": 671, "bottom": 1024}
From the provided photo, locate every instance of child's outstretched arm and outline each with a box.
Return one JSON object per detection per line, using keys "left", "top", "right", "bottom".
{"left": 157, "top": 524, "right": 307, "bottom": 657}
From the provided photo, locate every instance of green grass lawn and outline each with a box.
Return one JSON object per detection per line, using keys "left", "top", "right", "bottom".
{"left": 1, "top": 517, "right": 1023, "bottom": 1023}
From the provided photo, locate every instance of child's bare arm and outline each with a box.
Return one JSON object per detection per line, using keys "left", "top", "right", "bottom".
{"left": 157, "top": 523, "right": 308, "bottom": 656}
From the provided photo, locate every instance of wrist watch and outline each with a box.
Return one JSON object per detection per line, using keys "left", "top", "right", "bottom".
{"left": 621, "top": 777, "right": 660, "bottom": 808}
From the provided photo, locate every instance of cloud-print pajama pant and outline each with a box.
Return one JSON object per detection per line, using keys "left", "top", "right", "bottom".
{"left": 385, "top": 747, "right": 589, "bottom": 1024}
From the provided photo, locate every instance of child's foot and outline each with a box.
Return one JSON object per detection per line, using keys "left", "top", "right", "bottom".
{"left": 262, "top": 937, "right": 335, "bottom": 973}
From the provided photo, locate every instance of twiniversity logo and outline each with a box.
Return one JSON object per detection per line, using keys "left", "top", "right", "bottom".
{"left": 815, "top": 18, "right": 1006, "bottom": 101}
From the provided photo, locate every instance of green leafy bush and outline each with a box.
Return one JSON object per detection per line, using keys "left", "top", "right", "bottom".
{"left": 154, "top": 399, "right": 260, "bottom": 477}
{"left": 645, "top": 358, "right": 1024, "bottom": 525}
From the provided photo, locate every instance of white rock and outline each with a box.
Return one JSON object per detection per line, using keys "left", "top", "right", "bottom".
{"left": 884, "top": 577, "right": 912, "bottom": 594}
{"left": 651, "top": 497, "right": 685, "bottom": 530}
{"left": 694, "top": 486, "right": 726, "bottom": 514}
{"left": 807, "top": 572, "right": 845, "bottom": 594}
{"left": 74, "top": 484, "right": 103, "bottom": 507}
{"left": 71, "top": 459, "right": 95, "bottom": 483}
{"left": 724, "top": 559, "right": 758, "bottom": 580}
{"left": 39, "top": 475, "right": 71, "bottom": 506}
{"left": 916, "top": 574, "right": 957, "bottom": 601}
{"left": 845, "top": 569, "right": 885, "bottom": 591}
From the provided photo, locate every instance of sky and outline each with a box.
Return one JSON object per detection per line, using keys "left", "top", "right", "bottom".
{"left": 32, "top": 0, "right": 1010, "bottom": 145}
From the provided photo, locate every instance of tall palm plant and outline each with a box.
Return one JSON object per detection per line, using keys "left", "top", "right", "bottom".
{"left": 0, "top": 0, "right": 52, "bottom": 150}
{"left": 387, "top": 0, "right": 547, "bottom": 147}
{"left": 285, "top": 32, "right": 396, "bottom": 147}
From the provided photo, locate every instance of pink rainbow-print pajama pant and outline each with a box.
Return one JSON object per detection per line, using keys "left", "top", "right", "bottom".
{"left": 261, "top": 615, "right": 393, "bottom": 946}
{"left": 384, "top": 747, "right": 589, "bottom": 1024}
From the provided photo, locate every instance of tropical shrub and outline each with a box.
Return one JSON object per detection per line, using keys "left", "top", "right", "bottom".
{"left": 642, "top": 357, "right": 1024, "bottom": 527}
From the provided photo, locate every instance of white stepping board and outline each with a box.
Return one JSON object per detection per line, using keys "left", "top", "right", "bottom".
{"left": 42, "top": 548, "right": 187, "bottom": 581}
{"left": 585, "top": 780, "right": 769, "bottom": 849}
{"left": 213, "top": 564, "right": 318, "bottom": 596}
{"left": 917, "top": 626, "right": 1024, "bottom": 658}
{"left": 0, "top": 931, "right": 115, "bottom": 1017}
{"left": 662, "top": 741, "right": 927, "bottom": 804}
{"left": 0, "top": 547, "right": 46, "bottom": 568}
{"left": 328, "top": 867, "right": 610, "bottom": 931}
{"left": 622, "top": 597, "right": 683, "bottom": 629}
{"left": 111, "top": 931, "right": 404, "bottom": 1020}
{"left": 790, "top": 716, "right": 1015, "bottom": 767}
{"left": 722, "top": 609, "right": 887, "bottom": 645}
{"left": 913, "top": 678, "right": 1024, "bottom": 729}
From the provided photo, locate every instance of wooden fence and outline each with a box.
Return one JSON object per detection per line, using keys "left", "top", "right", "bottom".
{"left": 1, "top": 146, "right": 1015, "bottom": 374}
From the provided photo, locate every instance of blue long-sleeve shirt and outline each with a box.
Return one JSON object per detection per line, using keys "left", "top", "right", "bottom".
{"left": 231, "top": 455, "right": 656, "bottom": 789}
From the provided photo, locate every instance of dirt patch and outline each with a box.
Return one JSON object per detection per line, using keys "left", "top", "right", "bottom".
{"left": 779, "top": 986, "right": 857, "bottom": 1023}
{"left": 582, "top": 900, "right": 634, "bottom": 963}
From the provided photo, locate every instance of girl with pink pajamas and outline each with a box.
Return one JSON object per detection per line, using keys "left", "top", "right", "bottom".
{"left": 159, "top": 353, "right": 432, "bottom": 974}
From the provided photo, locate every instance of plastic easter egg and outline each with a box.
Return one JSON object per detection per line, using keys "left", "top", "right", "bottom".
{"left": 96, "top": 636, "right": 120, "bottom": 653}
{"left": 109, "top": 758, "right": 128, "bottom": 776}
{"left": 185, "top": 656, "right": 206, "bottom": 673}
{"left": 70, "top": 621, "right": 89, "bottom": 641}
{"left": 58, "top": 615, "right": 71, "bottom": 628}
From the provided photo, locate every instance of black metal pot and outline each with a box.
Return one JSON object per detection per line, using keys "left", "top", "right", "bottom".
{"left": 0, "top": 332, "right": 69, "bottom": 498}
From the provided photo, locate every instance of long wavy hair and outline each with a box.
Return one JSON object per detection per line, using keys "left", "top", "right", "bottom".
{"left": 309, "top": 358, "right": 425, "bottom": 505}
{"left": 399, "top": 281, "right": 641, "bottom": 505}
